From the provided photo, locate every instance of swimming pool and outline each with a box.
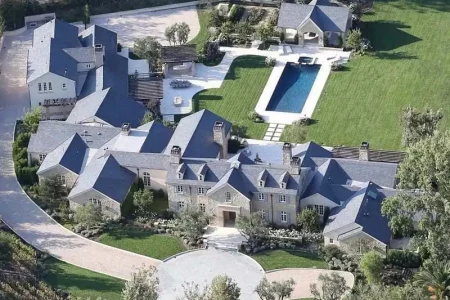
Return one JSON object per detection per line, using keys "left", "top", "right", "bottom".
{"left": 266, "top": 63, "right": 320, "bottom": 113}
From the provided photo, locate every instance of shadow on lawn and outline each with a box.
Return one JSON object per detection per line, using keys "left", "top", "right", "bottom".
{"left": 364, "top": 20, "right": 422, "bottom": 51}
{"left": 373, "top": 51, "right": 418, "bottom": 60}
{"left": 101, "top": 227, "right": 155, "bottom": 241}
{"left": 378, "top": 0, "right": 450, "bottom": 12}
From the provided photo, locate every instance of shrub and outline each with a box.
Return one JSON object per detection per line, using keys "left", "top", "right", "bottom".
{"left": 268, "top": 9, "right": 279, "bottom": 26}
{"left": 297, "top": 209, "right": 320, "bottom": 233}
{"left": 265, "top": 56, "right": 276, "bottom": 67}
{"left": 322, "top": 245, "right": 345, "bottom": 262}
{"left": 228, "top": 139, "right": 242, "bottom": 154}
{"left": 360, "top": 250, "right": 384, "bottom": 283}
{"left": 248, "top": 8, "right": 265, "bottom": 25}
{"left": 16, "top": 166, "right": 39, "bottom": 185}
{"left": 228, "top": 4, "right": 244, "bottom": 23}
{"left": 16, "top": 132, "right": 31, "bottom": 148}
{"left": 331, "top": 61, "right": 344, "bottom": 71}
{"left": 208, "top": 8, "right": 225, "bottom": 28}
{"left": 247, "top": 111, "right": 260, "bottom": 121}
{"left": 279, "top": 31, "right": 285, "bottom": 42}
{"left": 385, "top": 250, "right": 421, "bottom": 268}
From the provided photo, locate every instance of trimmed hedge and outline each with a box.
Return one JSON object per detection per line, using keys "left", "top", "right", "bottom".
{"left": 13, "top": 131, "right": 38, "bottom": 185}
{"left": 385, "top": 249, "right": 421, "bottom": 268}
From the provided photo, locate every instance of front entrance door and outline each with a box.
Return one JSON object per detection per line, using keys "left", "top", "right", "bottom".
{"left": 223, "top": 211, "right": 237, "bottom": 227}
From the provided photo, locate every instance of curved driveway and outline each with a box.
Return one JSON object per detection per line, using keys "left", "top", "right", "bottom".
{"left": 0, "top": 28, "right": 160, "bottom": 281}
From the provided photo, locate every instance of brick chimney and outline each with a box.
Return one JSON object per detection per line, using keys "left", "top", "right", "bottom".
{"left": 359, "top": 142, "right": 370, "bottom": 161}
{"left": 213, "top": 121, "right": 228, "bottom": 159}
{"left": 282, "top": 143, "right": 292, "bottom": 165}
{"left": 170, "top": 146, "right": 182, "bottom": 164}
{"left": 94, "top": 44, "right": 105, "bottom": 67}
{"left": 290, "top": 157, "right": 301, "bottom": 175}
{"left": 121, "top": 123, "right": 131, "bottom": 136}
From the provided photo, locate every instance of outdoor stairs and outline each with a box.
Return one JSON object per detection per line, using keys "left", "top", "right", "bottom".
{"left": 206, "top": 240, "right": 239, "bottom": 252}
{"left": 263, "top": 124, "right": 285, "bottom": 141}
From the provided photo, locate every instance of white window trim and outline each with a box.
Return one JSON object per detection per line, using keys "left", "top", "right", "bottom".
{"left": 39, "top": 154, "right": 46, "bottom": 162}
{"left": 177, "top": 172, "right": 183, "bottom": 179}
{"left": 279, "top": 195, "right": 287, "bottom": 203}
{"left": 176, "top": 185, "right": 184, "bottom": 193}
{"left": 225, "top": 191, "right": 231, "bottom": 203}
{"left": 199, "top": 203, "right": 206, "bottom": 213}
{"left": 314, "top": 205, "right": 324, "bottom": 216}
{"left": 178, "top": 201, "right": 185, "bottom": 209}
{"left": 258, "top": 193, "right": 265, "bottom": 201}
{"left": 62, "top": 83, "right": 67, "bottom": 90}
{"left": 281, "top": 211, "right": 287, "bottom": 223}
{"left": 48, "top": 82, "right": 52, "bottom": 91}
{"left": 198, "top": 187, "right": 205, "bottom": 195}
{"left": 281, "top": 182, "right": 286, "bottom": 189}
{"left": 57, "top": 175, "right": 66, "bottom": 186}
{"left": 143, "top": 172, "right": 151, "bottom": 187}
{"left": 258, "top": 180, "right": 264, "bottom": 187}
{"left": 89, "top": 198, "right": 101, "bottom": 207}
{"left": 329, "top": 238, "right": 334, "bottom": 244}
{"left": 198, "top": 175, "right": 204, "bottom": 181}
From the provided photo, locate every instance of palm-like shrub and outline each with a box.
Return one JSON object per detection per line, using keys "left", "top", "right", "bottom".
{"left": 414, "top": 260, "right": 450, "bottom": 300}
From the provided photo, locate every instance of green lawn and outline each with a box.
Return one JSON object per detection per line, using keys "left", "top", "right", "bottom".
{"left": 307, "top": 0, "right": 450, "bottom": 150}
{"left": 189, "top": 9, "right": 211, "bottom": 52}
{"left": 44, "top": 257, "right": 124, "bottom": 300}
{"left": 98, "top": 229, "right": 185, "bottom": 260}
{"left": 252, "top": 250, "right": 327, "bottom": 271}
{"left": 193, "top": 55, "right": 271, "bottom": 139}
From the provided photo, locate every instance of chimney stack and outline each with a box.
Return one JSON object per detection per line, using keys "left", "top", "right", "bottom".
{"left": 121, "top": 123, "right": 131, "bottom": 136}
{"left": 359, "top": 142, "right": 370, "bottom": 161}
{"left": 170, "top": 146, "right": 182, "bottom": 164}
{"left": 94, "top": 44, "right": 105, "bottom": 67}
{"left": 282, "top": 143, "right": 292, "bottom": 165}
{"left": 213, "top": 121, "right": 228, "bottom": 159}
{"left": 290, "top": 157, "right": 301, "bottom": 175}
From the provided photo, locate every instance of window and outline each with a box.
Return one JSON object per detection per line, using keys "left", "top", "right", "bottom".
{"left": 57, "top": 175, "right": 66, "bottom": 186}
{"left": 198, "top": 187, "right": 205, "bottom": 195}
{"left": 48, "top": 82, "right": 52, "bottom": 91}
{"left": 38, "top": 83, "right": 42, "bottom": 92}
{"left": 43, "top": 83, "right": 47, "bottom": 91}
{"left": 281, "top": 182, "right": 286, "bottom": 189}
{"left": 178, "top": 201, "right": 185, "bottom": 209}
{"left": 329, "top": 239, "right": 334, "bottom": 244}
{"left": 279, "top": 195, "right": 288, "bottom": 203}
{"left": 176, "top": 185, "right": 183, "bottom": 193}
{"left": 258, "top": 180, "right": 264, "bottom": 187}
{"left": 143, "top": 172, "right": 151, "bottom": 187}
{"left": 198, "top": 175, "right": 204, "bottom": 181}
{"left": 258, "top": 193, "right": 265, "bottom": 201}
{"left": 199, "top": 203, "right": 206, "bottom": 213}
{"left": 281, "top": 211, "right": 287, "bottom": 223}
{"left": 177, "top": 172, "right": 183, "bottom": 179}
{"left": 89, "top": 198, "right": 101, "bottom": 207}
{"left": 259, "top": 209, "right": 266, "bottom": 220}
{"left": 87, "top": 64, "right": 91, "bottom": 68}
{"left": 314, "top": 205, "right": 324, "bottom": 216}
{"left": 225, "top": 192, "right": 231, "bottom": 202}
{"left": 39, "top": 154, "right": 46, "bottom": 162}
{"left": 62, "top": 83, "right": 66, "bottom": 90}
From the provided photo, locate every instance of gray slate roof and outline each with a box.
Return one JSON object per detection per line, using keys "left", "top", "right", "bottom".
{"left": 68, "top": 155, "right": 136, "bottom": 203}
{"left": 37, "top": 133, "right": 88, "bottom": 175}
{"left": 28, "top": 121, "right": 121, "bottom": 154}
{"left": 138, "top": 121, "right": 174, "bottom": 153}
{"left": 79, "top": 25, "right": 118, "bottom": 56}
{"left": 161, "top": 45, "right": 197, "bottom": 63}
{"left": 292, "top": 141, "right": 332, "bottom": 168}
{"left": 106, "top": 151, "right": 170, "bottom": 170}
{"left": 323, "top": 182, "right": 393, "bottom": 245}
{"left": 63, "top": 47, "right": 95, "bottom": 63}
{"left": 164, "top": 110, "right": 232, "bottom": 159}
{"left": 277, "top": 2, "right": 350, "bottom": 32}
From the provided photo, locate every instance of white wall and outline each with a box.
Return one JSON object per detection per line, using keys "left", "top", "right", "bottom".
{"left": 300, "top": 193, "right": 339, "bottom": 222}
{"left": 28, "top": 72, "right": 76, "bottom": 108}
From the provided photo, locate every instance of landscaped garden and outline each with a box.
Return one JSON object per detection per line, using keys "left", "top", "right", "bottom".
{"left": 193, "top": 55, "right": 272, "bottom": 139}
{"left": 306, "top": 0, "right": 450, "bottom": 150}
{"left": 252, "top": 249, "right": 327, "bottom": 271}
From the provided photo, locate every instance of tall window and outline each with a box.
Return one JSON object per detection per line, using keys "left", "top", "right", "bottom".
{"left": 143, "top": 172, "right": 151, "bottom": 187}
{"left": 258, "top": 193, "right": 265, "bottom": 201}
{"left": 43, "top": 83, "right": 47, "bottom": 91}
{"left": 176, "top": 185, "right": 183, "bottom": 193}
{"left": 57, "top": 175, "right": 66, "bottom": 186}
{"left": 62, "top": 83, "right": 67, "bottom": 90}
{"left": 178, "top": 201, "right": 185, "bottom": 209}
{"left": 198, "top": 187, "right": 205, "bottom": 195}
{"left": 38, "top": 83, "right": 42, "bottom": 92}
{"left": 39, "top": 154, "right": 46, "bottom": 162}
{"left": 314, "top": 205, "right": 324, "bottom": 216}
{"left": 199, "top": 203, "right": 206, "bottom": 213}
{"left": 225, "top": 192, "right": 231, "bottom": 202}
{"left": 279, "top": 195, "right": 287, "bottom": 203}
{"left": 281, "top": 211, "right": 287, "bottom": 223}
{"left": 48, "top": 82, "right": 52, "bottom": 91}
{"left": 89, "top": 198, "right": 101, "bottom": 208}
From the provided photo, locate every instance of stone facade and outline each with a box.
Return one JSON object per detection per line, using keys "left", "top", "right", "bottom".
{"left": 37, "top": 165, "right": 79, "bottom": 189}
{"left": 68, "top": 189, "right": 122, "bottom": 218}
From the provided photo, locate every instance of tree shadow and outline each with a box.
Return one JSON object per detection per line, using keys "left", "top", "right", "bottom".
{"left": 364, "top": 20, "right": 422, "bottom": 51}
{"left": 378, "top": 0, "right": 450, "bottom": 12}
{"left": 373, "top": 51, "right": 418, "bottom": 60}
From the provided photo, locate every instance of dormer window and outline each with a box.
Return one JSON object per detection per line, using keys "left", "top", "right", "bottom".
{"left": 199, "top": 175, "right": 204, "bottom": 181}
{"left": 258, "top": 180, "right": 264, "bottom": 187}
{"left": 280, "top": 182, "right": 286, "bottom": 189}
{"left": 177, "top": 172, "right": 183, "bottom": 179}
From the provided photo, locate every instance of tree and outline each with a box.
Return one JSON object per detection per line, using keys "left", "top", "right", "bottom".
{"left": 122, "top": 266, "right": 159, "bottom": 300}
{"left": 38, "top": 176, "right": 66, "bottom": 205}
{"left": 177, "top": 281, "right": 211, "bottom": 300}
{"left": 83, "top": 4, "right": 90, "bottom": 29}
{"left": 164, "top": 24, "right": 178, "bottom": 46}
{"left": 310, "top": 272, "right": 348, "bottom": 300}
{"left": 22, "top": 107, "right": 40, "bottom": 133}
{"left": 230, "top": 120, "right": 247, "bottom": 138}
{"left": 360, "top": 251, "right": 383, "bottom": 284}
{"left": 381, "top": 192, "right": 415, "bottom": 237}
{"left": 140, "top": 112, "right": 153, "bottom": 125}
{"left": 401, "top": 105, "right": 443, "bottom": 147}
{"left": 346, "top": 29, "right": 363, "bottom": 51}
{"left": 236, "top": 212, "right": 268, "bottom": 247}
{"left": 344, "top": 282, "right": 428, "bottom": 300}
{"left": 297, "top": 209, "right": 320, "bottom": 233}
{"left": 210, "top": 275, "right": 240, "bottom": 300}
{"left": 220, "top": 21, "right": 234, "bottom": 44}
{"left": 133, "top": 37, "right": 162, "bottom": 71}
{"left": 258, "top": 24, "right": 275, "bottom": 41}
{"left": 133, "top": 189, "right": 154, "bottom": 218}
{"left": 414, "top": 260, "right": 450, "bottom": 300}
{"left": 349, "top": 1, "right": 363, "bottom": 20}
{"left": 73, "top": 203, "right": 102, "bottom": 228}
{"left": 255, "top": 277, "right": 295, "bottom": 300}
{"left": 176, "top": 22, "right": 191, "bottom": 45}
{"left": 178, "top": 207, "right": 209, "bottom": 242}
{"left": 203, "top": 41, "right": 221, "bottom": 61}
{"left": 281, "top": 120, "right": 307, "bottom": 144}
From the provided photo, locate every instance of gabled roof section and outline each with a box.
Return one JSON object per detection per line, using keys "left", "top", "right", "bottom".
{"left": 164, "top": 110, "right": 232, "bottom": 158}
{"left": 309, "top": 0, "right": 331, "bottom": 5}
{"left": 258, "top": 169, "right": 269, "bottom": 183}
{"left": 68, "top": 155, "right": 136, "bottom": 203}
{"left": 227, "top": 152, "right": 255, "bottom": 165}
{"left": 293, "top": 141, "right": 332, "bottom": 168}
{"left": 207, "top": 168, "right": 253, "bottom": 200}
{"left": 79, "top": 25, "right": 118, "bottom": 56}
{"left": 139, "top": 121, "right": 174, "bottom": 153}
{"left": 37, "top": 133, "right": 88, "bottom": 175}
{"left": 63, "top": 47, "right": 95, "bottom": 63}
{"left": 161, "top": 45, "right": 197, "bottom": 63}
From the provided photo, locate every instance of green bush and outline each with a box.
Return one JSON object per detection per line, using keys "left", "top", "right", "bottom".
{"left": 248, "top": 8, "right": 265, "bottom": 25}
{"left": 322, "top": 244, "right": 345, "bottom": 262}
{"left": 385, "top": 250, "right": 421, "bottom": 268}
{"left": 16, "top": 166, "right": 39, "bottom": 185}
{"left": 228, "top": 139, "right": 242, "bottom": 154}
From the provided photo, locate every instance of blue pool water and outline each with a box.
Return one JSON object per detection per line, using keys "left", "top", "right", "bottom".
{"left": 266, "top": 63, "right": 320, "bottom": 113}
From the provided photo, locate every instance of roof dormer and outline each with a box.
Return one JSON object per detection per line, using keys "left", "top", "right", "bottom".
{"left": 279, "top": 171, "right": 290, "bottom": 189}
{"left": 177, "top": 163, "right": 186, "bottom": 179}
{"left": 257, "top": 170, "right": 269, "bottom": 188}
{"left": 197, "top": 164, "right": 208, "bottom": 181}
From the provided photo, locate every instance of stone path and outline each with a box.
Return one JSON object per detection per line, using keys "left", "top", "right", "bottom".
{"left": 263, "top": 124, "right": 285, "bottom": 141}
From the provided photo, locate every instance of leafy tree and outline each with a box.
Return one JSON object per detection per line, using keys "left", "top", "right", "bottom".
{"left": 73, "top": 203, "right": 102, "bottom": 228}
{"left": 177, "top": 281, "right": 211, "bottom": 300}
{"left": 231, "top": 120, "right": 247, "bottom": 138}
{"left": 310, "top": 272, "right": 348, "bottom": 300}
{"left": 258, "top": 24, "right": 275, "bottom": 41}
{"left": 360, "top": 251, "right": 383, "bottom": 284}
{"left": 164, "top": 23, "right": 178, "bottom": 45}
{"left": 133, "top": 189, "right": 154, "bottom": 218}
{"left": 297, "top": 209, "right": 320, "bottom": 233}
{"left": 349, "top": 0, "right": 363, "bottom": 20}
{"left": 281, "top": 120, "right": 307, "bottom": 144}
{"left": 176, "top": 22, "right": 191, "bottom": 45}
{"left": 210, "top": 275, "right": 240, "bottom": 300}
{"left": 255, "top": 277, "right": 295, "bottom": 300}
{"left": 220, "top": 21, "right": 234, "bottom": 44}
{"left": 344, "top": 282, "right": 427, "bottom": 300}
{"left": 179, "top": 207, "right": 209, "bottom": 242}
{"left": 203, "top": 41, "right": 221, "bottom": 61}
{"left": 140, "top": 112, "right": 153, "bottom": 125}
{"left": 414, "top": 260, "right": 450, "bottom": 300}
{"left": 208, "top": 8, "right": 224, "bottom": 28}
{"left": 346, "top": 29, "right": 363, "bottom": 51}
{"left": 236, "top": 212, "right": 268, "bottom": 247}
{"left": 38, "top": 176, "right": 66, "bottom": 205}
{"left": 381, "top": 192, "right": 415, "bottom": 237}
{"left": 122, "top": 266, "right": 159, "bottom": 300}
{"left": 401, "top": 105, "right": 443, "bottom": 147}
{"left": 83, "top": 4, "right": 90, "bottom": 29}
{"left": 133, "top": 36, "right": 162, "bottom": 71}
{"left": 22, "top": 107, "right": 41, "bottom": 133}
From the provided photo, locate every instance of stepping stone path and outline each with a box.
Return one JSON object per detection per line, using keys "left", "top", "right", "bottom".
{"left": 263, "top": 124, "right": 285, "bottom": 141}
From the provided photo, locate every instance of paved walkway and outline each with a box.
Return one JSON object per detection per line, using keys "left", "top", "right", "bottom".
{"left": 0, "top": 27, "right": 160, "bottom": 281}
{"left": 263, "top": 124, "right": 285, "bottom": 141}
{"left": 266, "top": 268, "right": 354, "bottom": 299}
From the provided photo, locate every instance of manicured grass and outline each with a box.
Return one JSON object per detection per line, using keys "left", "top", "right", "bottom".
{"left": 44, "top": 257, "right": 124, "bottom": 300}
{"left": 98, "top": 229, "right": 185, "bottom": 260}
{"left": 306, "top": 0, "right": 450, "bottom": 150}
{"left": 189, "top": 9, "right": 211, "bottom": 52}
{"left": 252, "top": 250, "right": 327, "bottom": 271}
{"left": 193, "top": 55, "right": 271, "bottom": 139}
